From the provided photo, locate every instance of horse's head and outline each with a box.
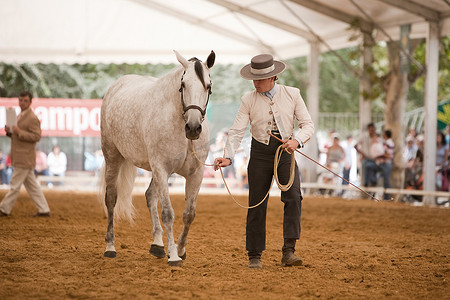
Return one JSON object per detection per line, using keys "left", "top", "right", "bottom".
{"left": 174, "top": 50, "right": 215, "bottom": 140}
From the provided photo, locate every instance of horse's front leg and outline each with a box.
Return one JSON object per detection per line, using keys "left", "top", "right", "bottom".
{"left": 153, "top": 170, "right": 182, "bottom": 266}
{"left": 162, "top": 202, "right": 182, "bottom": 266}
{"left": 177, "top": 168, "right": 203, "bottom": 259}
{"left": 146, "top": 180, "right": 165, "bottom": 259}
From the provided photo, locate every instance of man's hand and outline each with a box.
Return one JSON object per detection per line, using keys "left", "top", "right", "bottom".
{"left": 11, "top": 126, "right": 20, "bottom": 135}
{"left": 214, "top": 157, "right": 231, "bottom": 171}
{"left": 281, "top": 139, "right": 299, "bottom": 154}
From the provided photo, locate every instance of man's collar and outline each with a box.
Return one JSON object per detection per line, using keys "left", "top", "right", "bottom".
{"left": 262, "top": 83, "right": 278, "bottom": 99}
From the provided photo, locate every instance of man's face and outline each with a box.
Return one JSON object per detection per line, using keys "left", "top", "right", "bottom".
{"left": 18, "top": 95, "right": 32, "bottom": 112}
{"left": 253, "top": 77, "right": 274, "bottom": 93}
{"left": 368, "top": 125, "right": 376, "bottom": 136}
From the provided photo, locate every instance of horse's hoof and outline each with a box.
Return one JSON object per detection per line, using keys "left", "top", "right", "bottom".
{"left": 167, "top": 252, "right": 186, "bottom": 260}
{"left": 104, "top": 251, "right": 117, "bottom": 258}
{"left": 150, "top": 244, "right": 166, "bottom": 258}
{"left": 168, "top": 260, "right": 183, "bottom": 267}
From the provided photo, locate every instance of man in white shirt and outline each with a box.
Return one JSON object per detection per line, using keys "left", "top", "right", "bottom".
{"left": 214, "top": 54, "right": 314, "bottom": 269}
{"left": 47, "top": 145, "right": 67, "bottom": 186}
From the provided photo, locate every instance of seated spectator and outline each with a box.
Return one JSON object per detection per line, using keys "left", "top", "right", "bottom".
{"left": 323, "top": 134, "right": 345, "bottom": 185}
{"left": 4, "top": 152, "right": 12, "bottom": 185}
{"left": 403, "top": 135, "right": 417, "bottom": 169}
{"left": 407, "top": 126, "right": 417, "bottom": 141}
{"left": 47, "top": 145, "right": 67, "bottom": 186}
{"left": 436, "top": 131, "right": 449, "bottom": 191}
{"left": 341, "top": 135, "right": 354, "bottom": 186}
{"left": 0, "top": 150, "right": 6, "bottom": 185}
{"left": 212, "top": 130, "right": 236, "bottom": 187}
{"left": 318, "top": 133, "right": 345, "bottom": 196}
{"left": 405, "top": 135, "right": 421, "bottom": 191}
{"left": 35, "top": 149, "right": 49, "bottom": 176}
{"left": 404, "top": 135, "right": 424, "bottom": 202}
{"left": 445, "top": 125, "right": 450, "bottom": 148}
{"left": 84, "top": 149, "right": 104, "bottom": 175}
{"left": 238, "top": 156, "right": 249, "bottom": 190}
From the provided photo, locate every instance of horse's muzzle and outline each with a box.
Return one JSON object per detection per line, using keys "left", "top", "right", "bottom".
{"left": 185, "top": 123, "right": 202, "bottom": 140}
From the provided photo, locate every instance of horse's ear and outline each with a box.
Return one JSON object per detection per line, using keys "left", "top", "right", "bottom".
{"left": 206, "top": 50, "right": 215, "bottom": 69}
{"left": 174, "top": 50, "right": 189, "bottom": 69}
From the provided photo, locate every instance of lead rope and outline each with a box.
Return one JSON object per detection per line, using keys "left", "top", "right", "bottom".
{"left": 274, "top": 144, "right": 296, "bottom": 191}
{"left": 268, "top": 132, "right": 381, "bottom": 202}
{"left": 190, "top": 140, "right": 295, "bottom": 209}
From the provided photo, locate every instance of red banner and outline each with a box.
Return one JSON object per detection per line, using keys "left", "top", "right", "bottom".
{"left": 0, "top": 98, "right": 102, "bottom": 137}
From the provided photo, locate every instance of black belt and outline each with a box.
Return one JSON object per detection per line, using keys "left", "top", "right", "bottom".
{"left": 271, "top": 130, "right": 281, "bottom": 137}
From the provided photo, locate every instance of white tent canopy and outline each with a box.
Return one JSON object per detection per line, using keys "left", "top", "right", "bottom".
{"left": 1, "top": 0, "right": 449, "bottom": 205}
{"left": 1, "top": 0, "right": 449, "bottom": 64}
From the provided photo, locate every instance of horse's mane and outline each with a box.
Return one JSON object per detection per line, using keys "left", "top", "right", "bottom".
{"left": 189, "top": 57, "right": 207, "bottom": 89}
{"left": 155, "top": 57, "right": 208, "bottom": 93}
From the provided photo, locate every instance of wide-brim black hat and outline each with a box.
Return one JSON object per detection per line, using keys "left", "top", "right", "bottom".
{"left": 240, "top": 54, "right": 286, "bottom": 80}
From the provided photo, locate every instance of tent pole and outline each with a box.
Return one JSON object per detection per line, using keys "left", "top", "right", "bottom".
{"left": 423, "top": 21, "right": 440, "bottom": 206}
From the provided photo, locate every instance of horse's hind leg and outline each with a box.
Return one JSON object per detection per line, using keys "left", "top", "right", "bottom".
{"left": 146, "top": 179, "right": 165, "bottom": 259}
{"left": 177, "top": 170, "right": 203, "bottom": 259}
{"left": 103, "top": 149, "right": 124, "bottom": 258}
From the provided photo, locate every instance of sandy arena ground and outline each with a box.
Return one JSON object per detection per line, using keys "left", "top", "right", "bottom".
{"left": 0, "top": 189, "right": 449, "bottom": 299}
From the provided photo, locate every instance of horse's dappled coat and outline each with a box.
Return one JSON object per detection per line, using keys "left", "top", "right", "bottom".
{"left": 99, "top": 51, "right": 215, "bottom": 266}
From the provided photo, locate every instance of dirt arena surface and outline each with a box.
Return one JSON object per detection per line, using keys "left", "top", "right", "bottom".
{"left": 0, "top": 189, "right": 449, "bottom": 299}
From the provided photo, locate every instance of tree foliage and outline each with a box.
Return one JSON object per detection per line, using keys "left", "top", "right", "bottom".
{"left": 411, "top": 36, "right": 450, "bottom": 104}
{"left": 0, "top": 38, "right": 447, "bottom": 111}
{"left": 346, "top": 29, "right": 450, "bottom": 112}
{"left": 0, "top": 63, "right": 176, "bottom": 99}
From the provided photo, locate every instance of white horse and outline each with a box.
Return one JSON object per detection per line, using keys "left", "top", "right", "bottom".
{"left": 99, "top": 50, "right": 215, "bottom": 266}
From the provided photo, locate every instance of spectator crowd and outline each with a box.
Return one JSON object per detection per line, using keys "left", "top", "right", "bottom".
{"left": 1, "top": 124, "right": 449, "bottom": 202}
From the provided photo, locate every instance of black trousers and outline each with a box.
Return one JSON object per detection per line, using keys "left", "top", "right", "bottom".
{"left": 246, "top": 136, "right": 302, "bottom": 253}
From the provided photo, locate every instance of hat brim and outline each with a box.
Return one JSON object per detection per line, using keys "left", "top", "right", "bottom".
{"left": 240, "top": 60, "right": 286, "bottom": 80}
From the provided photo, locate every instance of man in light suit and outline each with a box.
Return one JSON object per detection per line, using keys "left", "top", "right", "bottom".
{"left": 215, "top": 54, "right": 314, "bottom": 268}
{"left": 0, "top": 91, "right": 50, "bottom": 217}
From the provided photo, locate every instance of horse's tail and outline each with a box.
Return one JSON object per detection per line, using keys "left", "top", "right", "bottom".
{"left": 97, "top": 160, "right": 137, "bottom": 223}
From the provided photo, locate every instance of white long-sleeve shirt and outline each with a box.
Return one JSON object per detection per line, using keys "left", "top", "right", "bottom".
{"left": 224, "top": 85, "right": 314, "bottom": 159}
{"left": 47, "top": 151, "right": 67, "bottom": 176}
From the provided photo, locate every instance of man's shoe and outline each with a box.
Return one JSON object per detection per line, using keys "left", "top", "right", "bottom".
{"left": 33, "top": 212, "right": 50, "bottom": 217}
{"left": 281, "top": 251, "right": 303, "bottom": 267}
{"left": 248, "top": 258, "right": 262, "bottom": 269}
{"left": 0, "top": 210, "right": 8, "bottom": 217}
{"left": 282, "top": 238, "right": 303, "bottom": 267}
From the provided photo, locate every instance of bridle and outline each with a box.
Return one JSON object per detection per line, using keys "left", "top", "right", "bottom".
{"left": 179, "top": 70, "right": 212, "bottom": 122}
